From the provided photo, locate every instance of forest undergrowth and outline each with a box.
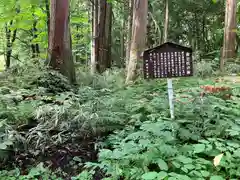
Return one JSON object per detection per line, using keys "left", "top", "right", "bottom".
{"left": 0, "top": 65, "right": 240, "bottom": 180}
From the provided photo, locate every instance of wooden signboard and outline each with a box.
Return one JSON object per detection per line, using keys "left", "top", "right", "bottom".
{"left": 143, "top": 42, "right": 193, "bottom": 79}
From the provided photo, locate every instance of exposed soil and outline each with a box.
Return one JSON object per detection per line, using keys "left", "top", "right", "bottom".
{"left": 0, "top": 137, "right": 106, "bottom": 179}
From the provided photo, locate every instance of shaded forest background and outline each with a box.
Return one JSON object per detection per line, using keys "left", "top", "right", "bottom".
{"left": 0, "top": 0, "right": 239, "bottom": 78}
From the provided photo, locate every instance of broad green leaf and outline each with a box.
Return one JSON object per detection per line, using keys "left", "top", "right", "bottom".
{"left": 34, "top": 8, "right": 45, "bottom": 18}
{"left": 157, "top": 159, "right": 168, "bottom": 171}
{"left": 139, "top": 139, "right": 151, "bottom": 146}
{"left": 184, "top": 164, "right": 195, "bottom": 170}
{"left": 176, "top": 155, "right": 193, "bottom": 164}
{"left": 172, "top": 161, "right": 181, "bottom": 168}
{"left": 112, "top": 149, "right": 125, "bottom": 159}
{"left": 168, "top": 172, "right": 179, "bottom": 177}
{"left": 179, "top": 175, "right": 191, "bottom": 180}
{"left": 210, "top": 176, "right": 225, "bottom": 180}
{"left": 201, "top": 171, "right": 210, "bottom": 177}
{"left": 198, "top": 140, "right": 210, "bottom": 144}
{"left": 73, "top": 156, "right": 82, "bottom": 162}
{"left": 0, "top": 143, "right": 7, "bottom": 149}
{"left": 233, "top": 148, "right": 240, "bottom": 157}
{"left": 158, "top": 171, "right": 168, "bottom": 179}
{"left": 181, "top": 167, "right": 188, "bottom": 173}
{"left": 193, "top": 144, "right": 205, "bottom": 153}
{"left": 168, "top": 177, "right": 177, "bottom": 180}
{"left": 227, "top": 142, "right": 240, "bottom": 148}
{"left": 0, "top": 120, "right": 5, "bottom": 128}
{"left": 190, "top": 170, "right": 202, "bottom": 177}
{"left": 141, "top": 172, "right": 158, "bottom": 180}
{"left": 3, "top": 140, "right": 13, "bottom": 146}
{"left": 207, "top": 149, "right": 222, "bottom": 157}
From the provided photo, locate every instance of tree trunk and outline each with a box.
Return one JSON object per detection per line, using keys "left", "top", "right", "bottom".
{"left": 125, "top": 0, "right": 148, "bottom": 84}
{"left": 5, "top": 24, "right": 12, "bottom": 69}
{"left": 105, "top": 3, "right": 112, "bottom": 69}
{"left": 120, "top": 18, "right": 125, "bottom": 67}
{"left": 96, "top": 0, "right": 112, "bottom": 73}
{"left": 5, "top": 21, "right": 17, "bottom": 69}
{"left": 44, "top": 0, "right": 50, "bottom": 65}
{"left": 91, "top": 0, "right": 112, "bottom": 74}
{"left": 120, "top": 4, "right": 125, "bottom": 68}
{"left": 163, "top": 0, "right": 169, "bottom": 43}
{"left": 125, "top": 0, "right": 133, "bottom": 71}
{"left": 221, "top": 0, "right": 237, "bottom": 72}
{"left": 195, "top": 13, "right": 200, "bottom": 51}
{"left": 48, "top": 0, "right": 76, "bottom": 83}
{"left": 90, "top": 0, "right": 98, "bottom": 74}
{"left": 97, "top": 0, "right": 106, "bottom": 73}
{"left": 31, "top": 20, "right": 40, "bottom": 58}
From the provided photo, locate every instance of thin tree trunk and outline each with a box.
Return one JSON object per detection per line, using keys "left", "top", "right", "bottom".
{"left": 194, "top": 13, "right": 200, "bottom": 50}
{"left": 45, "top": 0, "right": 50, "bottom": 64}
{"left": 4, "top": 4, "right": 20, "bottom": 69}
{"left": 30, "top": 4, "right": 40, "bottom": 59}
{"left": 5, "top": 23, "right": 12, "bottom": 69}
{"left": 45, "top": 0, "right": 50, "bottom": 36}
{"left": 163, "top": 0, "right": 169, "bottom": 43}
{"left": 120, "top": 18, "right": 125, "bottom": 67}
{"left": 221, "top": 0, "right": 237, "bottom": 72}
{"left": 147, "top": 20, "right": 154, "bottom": 48}
{"left": 202, "top": 15, "right": 207, "bottom": 52}
{"left": 125, "top": 0, "right": 133, "bottom": 71}
{"left": 90, "top": 0, "right": 98, "bottom": 74}
{"left": 105, "top": 4, "right": 112, "bottom": 68}
{"left": 125, "top": 0, "right": 148, "bottom": 84}
{"left": 119, "top": 2, "right": 126, "bottom": 68}
{"left": 5, "top": 21, "right": 17, "bottom": 69}
{"left": 31, "top": 20, "right": 40, "bottom": 58}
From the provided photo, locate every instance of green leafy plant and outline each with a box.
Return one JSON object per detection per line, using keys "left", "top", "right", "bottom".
{"left": 80, "top": 82, "right": 240, "bottom": 180}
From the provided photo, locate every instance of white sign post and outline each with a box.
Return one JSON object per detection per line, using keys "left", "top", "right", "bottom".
{"left": 167, "top": 78, "right": 174, "bottom": 119}
{"left": 164, "top": 0, "right": 174, "bottom": 119}
{"left": 142, "top": 43, "right": 193, "bottom": 120}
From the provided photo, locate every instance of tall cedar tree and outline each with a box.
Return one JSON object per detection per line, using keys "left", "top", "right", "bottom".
{"left": 91, "top": 0, "right": 112, "bottom": 74}
{"left": 125, "top": 0, "right": 148, "bottom": 84}
{"left": 221, "top": 0, "right": 237, "bottom": 71}
{"left": 48, "top": 0, "right": 76, "bottom": 83}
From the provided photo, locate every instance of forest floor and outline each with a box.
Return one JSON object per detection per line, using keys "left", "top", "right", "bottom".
{"left": 222, "top": 75, "right": 240, "bottom": 83}
{"left": 0, "top": 69, "right": 240, "bottom": 179}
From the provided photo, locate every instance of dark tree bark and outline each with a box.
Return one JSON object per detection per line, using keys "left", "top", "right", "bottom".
{"left": 96, "top": 0, "right": 112, "bottom": 73}
{"left": 48, "top": 0, "right": 76, "bottom": 83}
{"left": 91, "top": 0, "right": 112, "bottom": 74}
{"left": 105, "top": 3, "right": 112, "bottom": 68}
{"left": 31, "top": 19, "right": 40, "bottom": 58}
{"left": 5, "top": 20, "right": 17, "bottom": 69}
